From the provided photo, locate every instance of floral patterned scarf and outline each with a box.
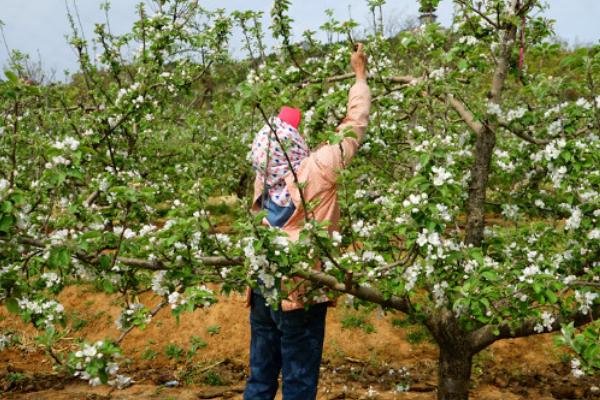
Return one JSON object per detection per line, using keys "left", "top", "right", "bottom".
{"left": 251, "top": 117, "right": 310, "bottom": 207}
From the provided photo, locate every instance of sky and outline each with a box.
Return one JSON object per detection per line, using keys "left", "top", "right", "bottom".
{"left": 1, "top": 0, "right": 599, "bottom": 81}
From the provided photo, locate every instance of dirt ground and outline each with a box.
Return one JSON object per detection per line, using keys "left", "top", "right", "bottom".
{"left": 1, "top": 285, "right": 599, "bottom": 399}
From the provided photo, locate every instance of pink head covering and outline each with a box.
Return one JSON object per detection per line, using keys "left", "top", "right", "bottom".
{"left": 251, "top": 113, "right": 309, "bottom": 208}
{"left": 278, "top": 106, "right": 301, "bottom": 129}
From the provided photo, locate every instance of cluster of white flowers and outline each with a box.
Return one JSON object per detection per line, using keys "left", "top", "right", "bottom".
{"left": 244, "top": 238, "right": 268, "bottom": 271}
{"left": 45, "top": 155, "right": 71, "bottom": 169}
{"left": 151, "top": 271, "right": 172, "bottom": 296}
{"left": 41, "top": 272, "right": 61, "bottom": 288}
{"left": 536, "top": 139, "right": 566, "bottom": 162}
{"left": 519, "top": 264, "right": 540, "bottom": 284}
{"left": 214, "top": 233, "right": 232, "bottom": 250}
{"left": 534, "top": 199, "right": 545, "bottom": 208}
{"left": 575, "top": 97, "right": 592, "bottom": 110}
{"left": 494, "top": 149, "right": 516, "bottom": 173}
{"left": 115, "top": 82, "right": 142, "bottom": 106}
{"left": 436, "top": 204, "right": 452, "bottom": 222}
{"left": 243, "top": 237, "right": 281, "bottom": 294}
{"left": 543, "top": 102, "right": 568, "bottom": 118}
{"left": 458, "top": 35, "right": 478, "bottom": 46}
{"left": 167, "top": 291, "right": 185, "bottom": 309}
{"left": 402, "top": 263, "right": 422, "bottom": 292}
{"left": 53, "top": 136, "right": 80, "bottom": 151}
{"left": 49, "top": 228, "right": 73, "bottom": 245}
{"left": 501, "top": 204, "right": 519, "bottom": 220}
{"left": 402, "top": 192, "right": 428, "bottom": 213}
{"left": 115, "top": 303, "right": 151, "bottom": 330}
{"left": 113, "top": 226, "right": 137, "bottom": 239}
{"left": 487, "top": 101, "right": 503, "bottom": 117}
{"left": 505, "top": 107, "right": 527, "bottom": 122}
{"left": 432, "top": 281, "right": 449, "bottom": 308}
{"left": 138, "top": 224, "right": 157, "bottom": 237}
{"left": 549, "top": 164, "right": 567, "bottom": 188}
{"left": 429, "top": 67, "right": 447, "bottom": 81}
{"left": 534, "top": 311, "right": 556, "bottom": 333}
{"left": 575, "top": 290, "right": 598, "bottom": 315}
{"left": 564, "top": 206, "right": 582, "bottom": 231}
{"left": 352, "top": 219, "right": 374, "bottom": 237}
{"left": 0, "top": 178, "right": 9, "bottom": 194}
{"left": 71, "top": 341, "right": 132, "bottom": 388}
{"left": 570, "top": 358, "right": 585, "bottom": 378}
{"left": 17, "top": 298, "right": 64, "bottom": 327}
{"left": 331, "top": 231, "right": 343, "bottom": 247}
{"left": 588, "top": 228, "right": 600, "bottom": 240}
{"left": 0, "top": 334, "right": 11, "bottom": 351}
{"left": 431, "top": 166, "right": 454, "bottom": 186}
{"left": 362, "top": 251, "right": 386, "bottom": 267}
{"left": 416, "top": 229, "right": 442, "bottom": 248}
{"left": 271, "top": 235, "right": 290, "bottom": 256}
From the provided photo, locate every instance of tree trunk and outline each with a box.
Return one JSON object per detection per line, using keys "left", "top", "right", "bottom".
{"left": 437, "top": 344, "right": 473, "bottom": 400}
{"left": 464, "top": 126, "right": 496, "bottom": 246}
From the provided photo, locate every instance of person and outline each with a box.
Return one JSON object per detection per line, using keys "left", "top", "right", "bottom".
{"left": 244, "top": 43, "right": 371, "bottom": 400}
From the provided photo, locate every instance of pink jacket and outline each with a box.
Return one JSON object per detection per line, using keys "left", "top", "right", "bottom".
{"left": 247, "top": 79, "right": 372, "bottom": 311}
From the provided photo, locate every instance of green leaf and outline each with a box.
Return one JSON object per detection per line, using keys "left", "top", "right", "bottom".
{"left": 4, "top": 71, "right": 18, "bottom": 83}
{"left": 0, "top": 215, "right": 14, "bottom": 233}
{"left": 328, "top": 133, "right": 343, "bottom": 145}
{"left": 5, "top": 298, "right": 20, "bottom": 314}
{"left": 545, "top": 289, "right": 558, "bottom": 304}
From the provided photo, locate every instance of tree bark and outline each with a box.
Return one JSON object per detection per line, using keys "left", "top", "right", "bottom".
{"left": 464, "top": 9, "right": 518, "bottom": 246}
{"left": 437, "top": 343, "right": 473, "bottom": 400}
{"left": 464, "top": 127, "right": 496, "bottom": 246}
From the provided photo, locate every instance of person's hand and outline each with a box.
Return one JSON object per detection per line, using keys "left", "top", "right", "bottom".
{"left": 351, "top": 43, "right": 368, "bottom": 81}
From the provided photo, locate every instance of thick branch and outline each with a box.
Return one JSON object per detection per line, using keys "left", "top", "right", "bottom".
{"left": 15, "top": 236, "right": 416, "bottom": 313}
{"left": 499, "top": 121, "right": 551, "bottom": 145}
{"left": 295, "top": 269, "right": 412, "bottom": 314}
{"left": 446, "top": 94, "right": 483, "bottom": 135}
{"left": 16, "top": 237, "right": 243, "bottom": 269}
{"left": 471, "top": 304, "right": 600, "bottom": 353}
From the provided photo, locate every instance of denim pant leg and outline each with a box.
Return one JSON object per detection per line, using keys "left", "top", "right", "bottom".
{"left": 278, "top": 302, "right": 328, "bottom": 400}
{"left": 244, "top": 293, "right": 282, "bottom": 400}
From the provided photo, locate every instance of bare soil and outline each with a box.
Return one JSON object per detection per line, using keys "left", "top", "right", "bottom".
{"left": 1, "top": 285, "right": 599, "bottom": 399}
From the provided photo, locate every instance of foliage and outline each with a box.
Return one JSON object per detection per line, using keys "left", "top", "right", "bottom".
{"left": 0, "top": 0, "right": 598, "bottom": 398}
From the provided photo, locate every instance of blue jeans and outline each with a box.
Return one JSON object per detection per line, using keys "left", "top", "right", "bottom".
{"left": 244, "top": 292, "right": 328, "bottom": 400}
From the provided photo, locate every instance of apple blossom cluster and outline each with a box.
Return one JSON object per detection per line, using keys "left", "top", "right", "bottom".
{"left": 571, "top": 358, "right": 586, "bottom": 379}
{"left": 40, "top": 272, "right": 61, "bottom": 288}
{"left": 575, "top": 290, "right": 599, "bottom": 315}
{"left": 69, "top": 340, "right": 131, "bottom": 389}
{"left": 533, "top": 311, "right": 556, "bottom": 333}
{"left": 52, "top": 136, "right": 80, "bottom": 151}
{"left": 115, "top": 303, "right": 152, "bottom": 331}
{"left": 17, "top": 298, "right": 65, "bottom": 328}
{"left": 169, "top": 285, "right": 217, "bottom": 315}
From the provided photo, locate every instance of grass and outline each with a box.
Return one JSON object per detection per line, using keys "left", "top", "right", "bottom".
{"left": 341, "top": 313, "right": 376, "bottom": 334}
{"left": 7, "top": 372, "right": 26, "bottom": 383}
{"left": 207, "top": 325, "right": 221, "bottom": 335}
{"left": 187, "top": 336, "right": 207, "bottom": 359}
{"left": 203, "top": 370, "right": 226, "bottom": 386}
{"left": 391, "top": 316, "right": 433, "bottom": 345}
{"left": 165, "top": 343, "right": 185, "bottom": 362}
{"left": 69, "top": 311, "right": 89, "bottom": 331}
{"left": 141, "top": 347, "right": 159, "bottom": 361}
{"left": 406, "top": 328, "right": 431, "bottom": 345}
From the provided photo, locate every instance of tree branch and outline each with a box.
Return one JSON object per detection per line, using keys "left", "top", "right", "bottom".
{"left": 446, "top": 94, "right": 484, "bottom": 135}
{"left": 471, "top": 304, "right": 600, "bottom": 353}
{"left": 295, "top": 269, "right": 413, "bottom": 314}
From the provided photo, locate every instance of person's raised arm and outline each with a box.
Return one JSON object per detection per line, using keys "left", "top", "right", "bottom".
{"left": 312, "top": 44, "right": 371, "bottom": 179}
